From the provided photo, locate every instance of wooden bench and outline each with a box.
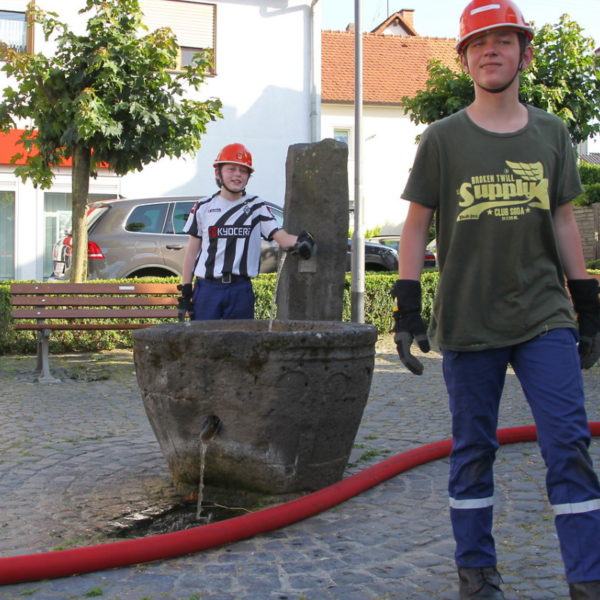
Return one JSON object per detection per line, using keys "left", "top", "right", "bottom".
{"left": 10, "top": 282, "right": 181, "bottom": 383}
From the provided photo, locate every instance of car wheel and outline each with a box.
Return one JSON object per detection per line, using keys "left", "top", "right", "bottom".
{"left": 365, "top": 263, "right": 387, "bottom": 272}
{"left": 128, "top": 268, "right": 178, "bottom": 278}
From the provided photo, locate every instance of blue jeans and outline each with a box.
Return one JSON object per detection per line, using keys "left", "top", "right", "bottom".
{"left": 443, "top": 328, "right": 600, "bottom": 583}
{"left": 192, "top": 278, "right": 255, "bottom": 320}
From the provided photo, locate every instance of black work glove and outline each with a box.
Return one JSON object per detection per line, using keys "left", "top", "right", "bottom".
{"left": 391, "top": 279, "right": 430, "bottom": 375}
{"left": 177, "top": 283, "right": 194, "bottom": 320}
{"left": 567, "top": 279, "right": 600, "bottom": 369}
{"left": 288, "top": 230, "right": 315, "bottom": 260}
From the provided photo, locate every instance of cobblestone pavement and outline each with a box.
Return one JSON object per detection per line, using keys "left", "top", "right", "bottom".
{"left": 1, "top": 339, "right": 600, "bottom": 600}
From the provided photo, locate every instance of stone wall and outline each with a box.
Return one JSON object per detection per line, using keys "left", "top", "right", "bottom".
{"left": 574, "top": 205, "right": 600, "bottom": 263}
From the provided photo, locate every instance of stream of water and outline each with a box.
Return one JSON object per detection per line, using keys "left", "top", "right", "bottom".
{"left": 196, "top": 442, "right": 209, "bottom": 519}
{"left": 268, "top": 252, "right": 287, "bottom": 331}
{"left": 196, "top": 415, "right": 221, "bottom": 519}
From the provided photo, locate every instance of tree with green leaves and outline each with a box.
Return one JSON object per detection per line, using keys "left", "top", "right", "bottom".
{"left": 0, "top": 0, "right": 222, "bottom": 281}
{"left": 400, "top": 14, "right": 600, "bottom": 146}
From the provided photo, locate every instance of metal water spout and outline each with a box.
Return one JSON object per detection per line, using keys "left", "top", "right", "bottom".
{"left": 200, "top": 415, "right": 221, "bottom": 443}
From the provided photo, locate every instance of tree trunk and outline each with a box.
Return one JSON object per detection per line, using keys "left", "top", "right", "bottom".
{"left": 70, "top": 146, "right": 91, "bottom": 282}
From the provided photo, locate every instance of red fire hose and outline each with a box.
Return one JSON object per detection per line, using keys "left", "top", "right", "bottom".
{"left": 1, "top": 422, "right": 599, "bottom": 585}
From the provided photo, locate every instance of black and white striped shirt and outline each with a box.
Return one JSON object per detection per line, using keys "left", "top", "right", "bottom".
{"left": 183, "top": 192, "right": 281, "bottom": 279}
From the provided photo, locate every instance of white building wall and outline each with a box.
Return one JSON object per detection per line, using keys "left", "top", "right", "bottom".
{"left": 321, "top": 103, "right": 426, "bottom": 234}
{"left": 120, "top": 0, "right": 318, "bottom": 206}
{"left": 0, "top": 0, "right": 318, "bottom": 280}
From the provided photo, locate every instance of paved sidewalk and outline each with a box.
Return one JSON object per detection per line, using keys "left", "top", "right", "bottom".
{"left": 1, "top": 340, "right": 599, "bottom": 600}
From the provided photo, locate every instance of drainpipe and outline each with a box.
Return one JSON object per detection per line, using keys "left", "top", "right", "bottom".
{"left": 310, "top": 0, "right": 321, "bottom": 142}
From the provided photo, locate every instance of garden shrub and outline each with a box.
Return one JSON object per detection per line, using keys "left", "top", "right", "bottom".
{"left": 579, "top": 162, "right": 600, "bottom": 185}
{"left": 574, "top": 183, "right": 600, "bottom": 207}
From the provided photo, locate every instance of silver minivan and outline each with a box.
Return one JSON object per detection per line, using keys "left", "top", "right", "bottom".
{"left": 51, "top": 196, "right": 282, "bottom": 280}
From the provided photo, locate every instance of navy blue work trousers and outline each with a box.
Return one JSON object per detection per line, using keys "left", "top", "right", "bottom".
{"left": 442, "top": 328, "right": 600, "bottom": 583}
{"left": 192, "top": 278, "right": 254, "bottom": 320}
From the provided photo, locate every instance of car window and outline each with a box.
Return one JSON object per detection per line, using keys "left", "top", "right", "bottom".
{"left": 381, "top": 240, "right": 398, "bottom": 251}
{"left": 171, "top": 201, "right": 196, "bottom": 234}
{"left": 125, "top": 203, "right": 168, "bottom": 233}
{"left": 86, "top": 205, "right": 109, "bottom": 228}
{"left": 267, "top": 203, "right": 284, "bottom": 227}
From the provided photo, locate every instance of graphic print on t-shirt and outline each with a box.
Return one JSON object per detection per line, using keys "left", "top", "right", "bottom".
{"left": 457, "top": 161, "right": 549, "bottom": 222}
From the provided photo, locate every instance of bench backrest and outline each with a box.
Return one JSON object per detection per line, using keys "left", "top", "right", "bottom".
{"left": 10, "top": 282, "right": 181, "bottom": 328}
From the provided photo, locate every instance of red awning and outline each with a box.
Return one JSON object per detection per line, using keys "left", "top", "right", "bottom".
{"left": 0, "top": 129, "right": 109, "bottom": 168}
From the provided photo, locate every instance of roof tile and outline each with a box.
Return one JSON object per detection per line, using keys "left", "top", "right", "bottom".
{"left": 322, "top": 31, "right": 458, "bottom": 104}
{"left": 581, "top": 154, "right": 600, "bottom": 165}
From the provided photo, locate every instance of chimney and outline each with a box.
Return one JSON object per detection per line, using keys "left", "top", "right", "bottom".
{"left": 399, "top": 9, "right": 414, "bottom": 29}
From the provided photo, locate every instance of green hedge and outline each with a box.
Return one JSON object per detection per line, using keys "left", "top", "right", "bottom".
{"left": 579, "top": 162, "right": 600, "bottom": 185}
{"left": 0, "top": 273, "right": 441, "bottom": 355}
{"left": 574, "top": 183, "right": 600, "bottom": 207}
{"left": 573, "top": 163, "right": 600, "bottom": 206}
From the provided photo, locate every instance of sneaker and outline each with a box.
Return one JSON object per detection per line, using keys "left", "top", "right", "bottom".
{"left": 569, "top": 581, "right": 600, "bottom": 600}
{"left": 458, "top": 567, "right": 505, "bottom": 599}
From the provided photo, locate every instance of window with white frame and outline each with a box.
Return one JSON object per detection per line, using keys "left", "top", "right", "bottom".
{"left": 0, "top": 9, "right": 31, "bottom": 53}
{"left": 43, "top": 192, "right": 115, "bottom": 280}
{"left": 333, "top": 128, "right": 350, "bottom": 147}
{"left": 140, "top": 0, "right": 216, "bottom": 73}
{"left": 0, "top": 191, "right": 15, "bottom": 280}
{"left": 333, "top": 128, "right": 354, "bottom": 210}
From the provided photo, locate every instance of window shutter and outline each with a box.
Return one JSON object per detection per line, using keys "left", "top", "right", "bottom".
{"left": 140, "top": 0, "right": 215, "bottom": 50}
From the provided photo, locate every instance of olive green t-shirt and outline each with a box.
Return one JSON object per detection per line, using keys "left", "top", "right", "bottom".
{"left": 402, "top": 106, "right": 583, "bottom": 351}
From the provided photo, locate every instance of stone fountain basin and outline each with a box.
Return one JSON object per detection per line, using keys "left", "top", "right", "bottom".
{"left": 133, "top": 320, "right": 377, "bottom": 495}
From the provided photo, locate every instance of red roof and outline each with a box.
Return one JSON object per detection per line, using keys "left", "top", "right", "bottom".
{"left": 322, "top": 31, "right": 458, "bottom": 105}
{"left": 581, "top": 154, "right": 600, "bottom": 165}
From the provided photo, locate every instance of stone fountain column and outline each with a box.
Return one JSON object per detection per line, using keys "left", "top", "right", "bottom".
{"left": 276, "top": 138, "right": 349, "bottom": 321}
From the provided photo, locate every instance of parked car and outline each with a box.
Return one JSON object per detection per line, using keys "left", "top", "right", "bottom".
{"left": 347, "top": 239, "right": 398, "bottom": 272}
{"left": 51, "top": 196, "right": 281, "bottom": 281}
{"left": 367, "top": 234, "right": 436, "bottom": 268}
{"left": 51, "top": 196, "right": 400, "bottom": 281}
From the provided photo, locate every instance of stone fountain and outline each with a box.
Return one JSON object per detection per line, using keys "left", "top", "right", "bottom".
{"left": 133, "top": 139, "right": 378, "bottom": 496}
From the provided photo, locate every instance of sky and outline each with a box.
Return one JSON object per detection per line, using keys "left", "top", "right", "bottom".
{"left": 320, "top": 0, "right": 600, "bottom": 48}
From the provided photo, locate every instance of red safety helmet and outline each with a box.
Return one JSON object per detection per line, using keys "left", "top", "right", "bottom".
{"left": 213, "top": 143, "right": 254, "bottom": 173}
{"left": 456, "top": 0, "right": 534, "bottom": 54}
